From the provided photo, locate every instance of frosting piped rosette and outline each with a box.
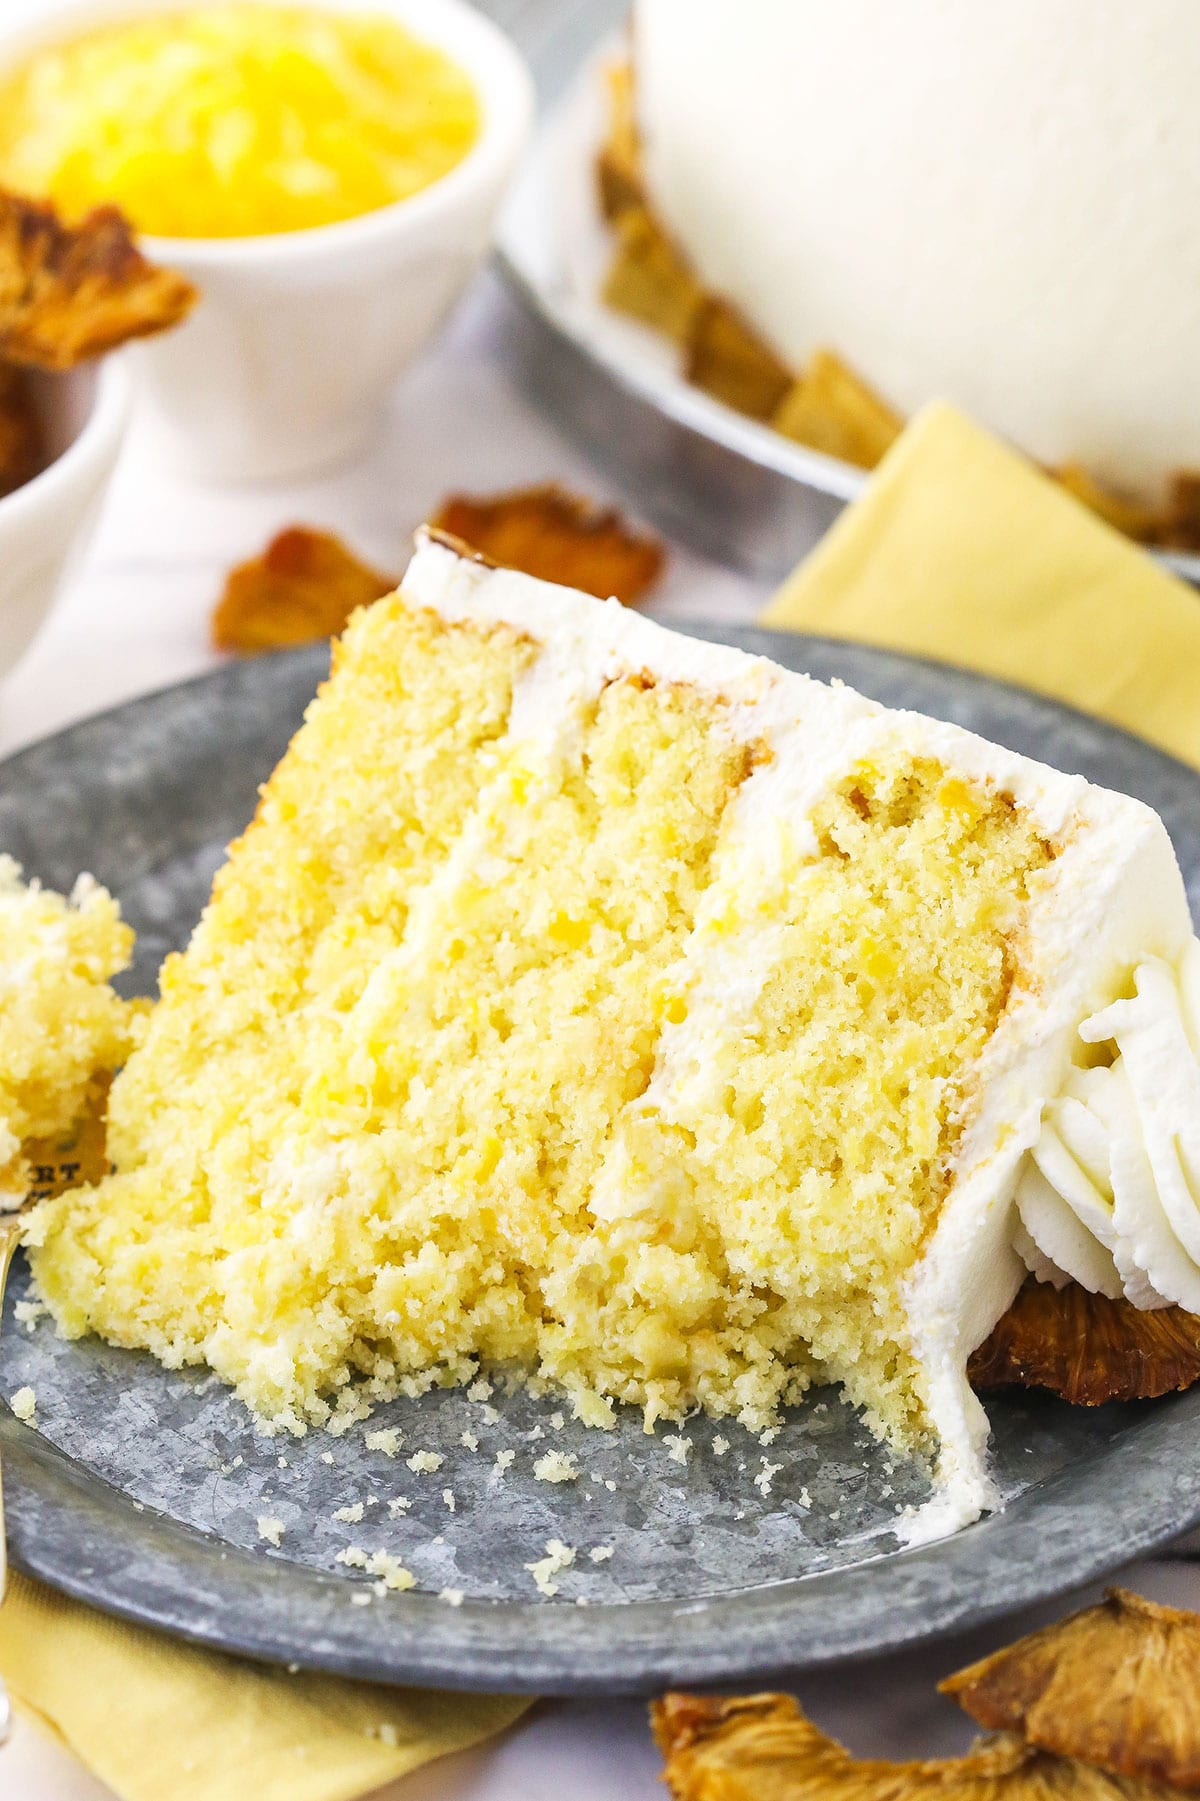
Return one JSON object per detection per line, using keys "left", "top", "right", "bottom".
{"left": 1016, "top": 940, "right": 1200, "bottom": 1314}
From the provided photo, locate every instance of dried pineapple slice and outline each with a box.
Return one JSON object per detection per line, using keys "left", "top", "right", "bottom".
{"left": 968, "top": 1279, "right": 1200, "bottom": 1405}
{"left": 651, "top": 1692, "right": 1166, "bottom": 1801}
{"left": 213, "top": 527, "right": 393, "bottom": 655}
{"left": 431, "top": 486, "right": 665, "bottom": 607}
{"left": 942, "top": 1588, "right": 1200, "bottom": 1791}
{"left": 0, "top": 191, "right": 194, "bottom": 371}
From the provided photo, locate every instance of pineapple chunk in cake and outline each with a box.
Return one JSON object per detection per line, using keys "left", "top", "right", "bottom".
{"left": 0, "top": 856, "right": 137, "bottom": 1204}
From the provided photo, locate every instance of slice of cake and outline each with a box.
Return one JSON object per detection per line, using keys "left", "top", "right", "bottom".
{"left": 25, "top": 535, "right": 1200, "bottom": 1530}
{"left": 0, "top": 858, "right": 138, "bottom": 1204}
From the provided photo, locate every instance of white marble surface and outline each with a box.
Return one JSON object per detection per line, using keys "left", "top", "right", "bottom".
{"left": 0, "top": 273, "right": 1197, "bottom": 1800}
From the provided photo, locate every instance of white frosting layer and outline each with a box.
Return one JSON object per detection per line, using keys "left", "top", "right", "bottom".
{"left": 402, "top": 534, "right": 1195, "bottom": 1533}
{"left": 634, "top": 0, "right": 1200, "bottom": 497}
{"left": 1017, "top": 943, "right": 1200, "bottom": 1314}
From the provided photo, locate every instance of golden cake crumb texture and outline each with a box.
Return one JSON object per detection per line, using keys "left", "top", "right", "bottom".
{"left": 0, "top": 857, "right": 137, "bottom": 1203}
{"left": 28, "top": 595, "right": 1051, "bottom": 1463}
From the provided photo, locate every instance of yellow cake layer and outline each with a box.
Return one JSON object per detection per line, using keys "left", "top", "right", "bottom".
{"left": 569, "top": 759, "right": 1052, "bottom": 1448}
{"left": 29, "top": 593, "right": 1051, "bottom": 1455}
{"left": 0, "top": 858, "right": 137, "bottom": 1201}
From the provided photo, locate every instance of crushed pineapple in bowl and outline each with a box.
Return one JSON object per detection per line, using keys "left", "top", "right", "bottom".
{"left": 0, "top": 0, "right": 533, "bottom": 479}
{"left": 0, "top": 4, "right": 483, "bottom": 240}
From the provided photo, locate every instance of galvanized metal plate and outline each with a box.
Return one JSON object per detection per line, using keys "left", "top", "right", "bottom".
{"left": 2, "top": 630, "right": 1199, "bottom": 1694}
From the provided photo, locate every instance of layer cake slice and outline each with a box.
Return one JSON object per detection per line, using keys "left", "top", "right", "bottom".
{"left": 27, "top": 534, "right": 1199, "bottom": 1529}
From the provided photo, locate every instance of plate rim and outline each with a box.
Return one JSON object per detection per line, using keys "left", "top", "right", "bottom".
{"left": 7, "top": 1383, "right": 1200, "bottom": 1695}
{"left": 4, "top": 630, "right": 1200, "bottom": 1695}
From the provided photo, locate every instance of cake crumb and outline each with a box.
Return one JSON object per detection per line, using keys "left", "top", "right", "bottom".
{"left": 257, "top": 1515, "right": 285, "bottom": 1547}
{"left": 467, "top": 1378, "right": 493, "bottom": 1402}
{"left": 797, "top": 1487, "right": 811, "bottom": 1509}
{"left": 406, "top": 1450, "right": 444, "bottom": 1475}
{"left": 549, "top": 1411, "right": 565, "bottom": 1431}
{"left": 533, "top": 1450, "right": 578, "bottom": 1485}
{"left": 334, "top": 1502, "right": 364, "bottom": 1524}
{"left": 277, "top": 1455, "right": 288, "bottom": 1468}
{"left": 14, "top": 1299, "right": 46, "bottom": 1333}
{"left": 589, "top": 1545, "right": 614, "bottom": 1564}
{"left": 527, "top": 1424, "right": 544, "bottom": 1441}
{"left": 754, "top": 1459, "right": 782, "bottom": 1498}
{"left": 387, "top": 1496, "right": 411, "bottom": 1517}
{"left": 10, "top": 1387, "right": 35, "bottom": 1424}
{"left": 340, "top": 1548, "right": 415, "bottom": 1591}
{"left": 525, "top": 1539, "right": 575, "bottom": 1597}
{"left": 442, "top": 1487, "right": 456, "bottom": 1512}
{"left": 604, "top": 1479, "right": 616, "bottom": 1493}
{"left": 493, "top": 1449, "right": 515, "bottom": 1476}
{"left": 712, "top": 1435, "right": 730, "bottom": 1457}
{"left": 364, "top": 1428, "right": 404, "bottom": 1458}
{"left": 759, "top": 1427, "right": 779, "bottom": 1445}
{"left": 438, "top": 1587, "right": 464, "bottom": 1607}
{"left": 664, "top": 1433, "right": 692, "bottom": 1466}
{"left": 481, "top": 1404, "right": 500, "bottom": 1426}
{"left": 320, "top": 1451, "right": 334, "bottom": 1465}
{"left": 459, "top": 1430, "right": 479, "bottom": 1452}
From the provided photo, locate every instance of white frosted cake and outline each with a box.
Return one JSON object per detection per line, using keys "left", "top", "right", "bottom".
{"left": 633, "top": 0, "right": 1200, "bottom": 503}
{"left": 27, "top": 536, "right": 1200, "bottom": 1533}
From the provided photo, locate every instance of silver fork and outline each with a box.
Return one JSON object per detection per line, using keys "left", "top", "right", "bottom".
{"left": 0, "top": 1197, "right": 32, "bottom": 1749}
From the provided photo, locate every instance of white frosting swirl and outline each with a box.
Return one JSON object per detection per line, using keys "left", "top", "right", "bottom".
{"left": 1015, "top": 939, "right": 1200, "bottom": 1313}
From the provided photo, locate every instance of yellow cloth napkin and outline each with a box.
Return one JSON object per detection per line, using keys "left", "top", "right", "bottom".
{"left": 0, "top": 1572, "right": 528, "bottom": 1801}
{"left": 762, "top": 401, "right": 1200, "bottom": 770}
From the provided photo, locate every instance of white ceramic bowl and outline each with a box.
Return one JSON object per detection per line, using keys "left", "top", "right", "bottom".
{"left": 0, "top": 0, "right": 534, "bottom": 483}
{"left": 0, "top": 359, "right": 129, "bottom": 680}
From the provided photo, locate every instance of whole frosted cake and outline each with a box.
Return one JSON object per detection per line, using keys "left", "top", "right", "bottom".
{"left": 631, "top": 0, "right": 1200, "bottom": 505}
{"left": 26, "top": 535, "right": 1200, "bottom": 1530}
